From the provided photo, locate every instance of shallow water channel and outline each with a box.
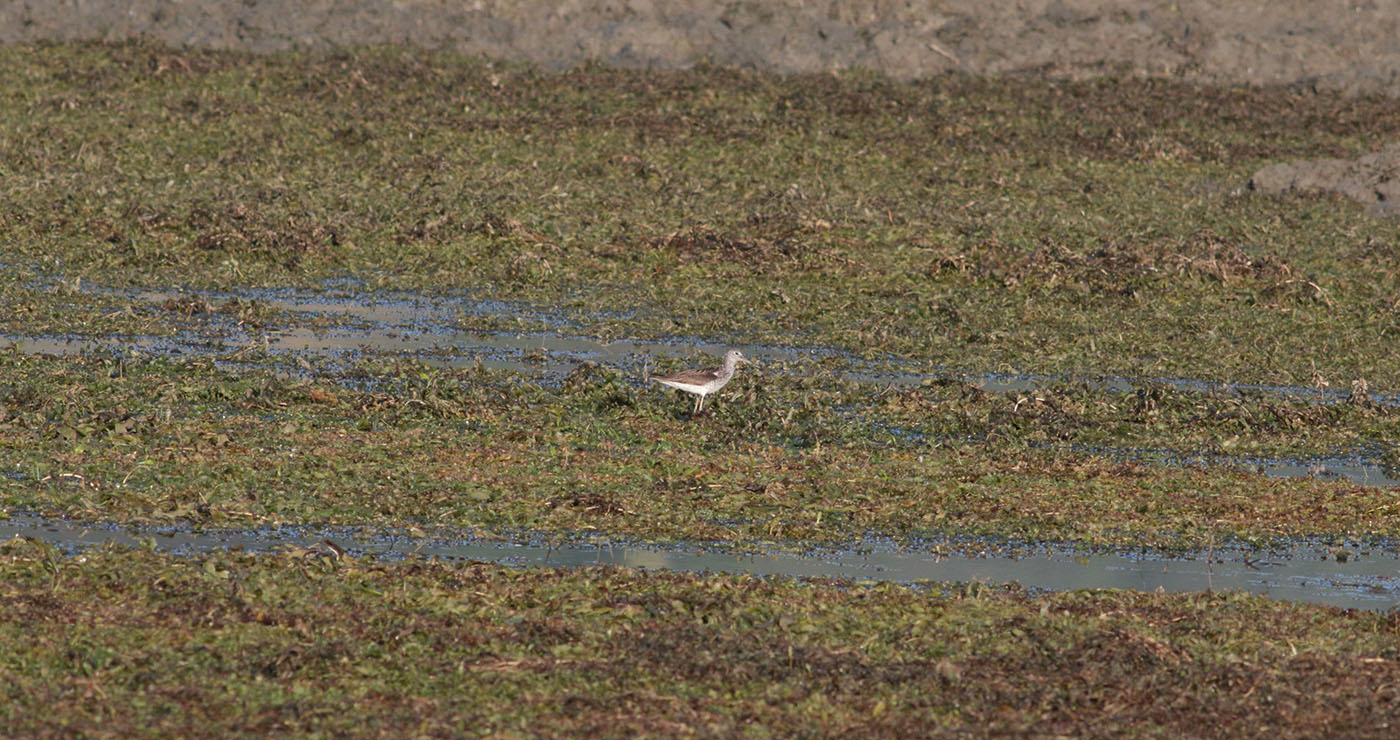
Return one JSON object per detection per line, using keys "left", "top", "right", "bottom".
{"left": 26, "top": 284, "right": 1400, "bottom": 402}
{"left": 6, "top": 513, "right": 1398, "bottom": 612}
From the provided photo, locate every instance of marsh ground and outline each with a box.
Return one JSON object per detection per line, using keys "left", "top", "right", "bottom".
{"left": 3, "top": 41, "right": 1400, "bottom": 736}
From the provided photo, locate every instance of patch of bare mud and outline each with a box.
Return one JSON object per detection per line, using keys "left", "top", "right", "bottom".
{"left": 2, "top": 1, "right": 1398, "bottom": 95}
{"left": 1250, "top": 144, "right": 1400, "bottom": 216}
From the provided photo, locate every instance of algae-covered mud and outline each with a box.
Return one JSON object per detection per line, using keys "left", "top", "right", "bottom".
{"left": 6, "top": 39, "right": 1400, "bottom": 736}
{"left": 3, "top": 538, "right": 1399, "bottom": 738}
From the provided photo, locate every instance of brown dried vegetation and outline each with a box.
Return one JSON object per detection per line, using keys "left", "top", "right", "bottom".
{"left": 928, "top": 230, "right": 1294, "bottom": 291}
{"left": 187, "top": 202, "right": 342, "bottom": 265}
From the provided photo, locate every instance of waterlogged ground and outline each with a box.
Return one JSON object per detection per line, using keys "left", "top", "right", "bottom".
{"left": 5, "top": 296, "right": 1400, "bottom": 550}
{"left": 5, "top": 41, "right": 1400, "bottom": 736}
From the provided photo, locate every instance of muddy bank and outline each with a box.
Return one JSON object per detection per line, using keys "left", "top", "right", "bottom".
{"left": 3, "top": 1, "right": 1399, "bottom": 94}
{"left": 1251, "top": 144, "right": 1400, "bottom": 216}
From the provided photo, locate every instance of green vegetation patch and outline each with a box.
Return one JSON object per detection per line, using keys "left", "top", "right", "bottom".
{"left": 5, "top": 351, "right": 1398, "bottom": 550}
{"left": 2, "top": 539, "right": 1397, "bottom": 738}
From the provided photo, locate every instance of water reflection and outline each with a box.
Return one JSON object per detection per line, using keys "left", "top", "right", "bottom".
{"left": 4, "top": 513, "right": 1397, "bottom": 612}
